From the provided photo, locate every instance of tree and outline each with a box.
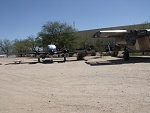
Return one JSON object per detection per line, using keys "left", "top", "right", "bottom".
{"left": 13, "top": 35, "right": 41, "bottom": 54}
{"left": 0, "top": 39, "right": 13, "bottom": 57}
{"left": 93, "top": 39, "right": 105, "bottom": 57}
{"left": 38, "top": 21, "right": 79, "bottom": 50}
{"left": 26, "top": 35, "right": 42, "bottom": 51}
{"left": 13, "top": 39, "right": 28, "bottom": 54}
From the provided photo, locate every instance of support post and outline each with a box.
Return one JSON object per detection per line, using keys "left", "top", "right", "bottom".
{"left": 38, "top": 55, "right": 40, "bottom": 63}
{"left": 64, "top": 54, "right": 66, "bottom": 62}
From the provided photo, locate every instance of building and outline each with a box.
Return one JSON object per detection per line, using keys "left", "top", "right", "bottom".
{"left": 77, "top": 23, "right": 150, "bottom": 48}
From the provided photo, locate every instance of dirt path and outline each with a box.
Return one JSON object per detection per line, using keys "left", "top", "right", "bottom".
{"left": 0, "top": 56, "right": 150, "bottom": 113}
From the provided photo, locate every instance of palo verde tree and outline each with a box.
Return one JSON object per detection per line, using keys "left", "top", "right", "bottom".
{"left": 13, "top": 35, "right": 41, "bottom": 54}
{"left": 38, "top": 21, "right": 79, "bottom": 50}
{"left": 13, "top": 39, "right": 31, "bottom": 54}
{"left": 0, "top": 39, "right": 13, "bottom": 57}
{"left": 93, "top": 39, "right": 105, "bottom": 57}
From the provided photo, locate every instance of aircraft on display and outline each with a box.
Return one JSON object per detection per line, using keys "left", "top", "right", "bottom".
{"left": 93, "top": 29, "right": 150, "bottom": 60}
{"left": 22, "top": 44, "right": 91, "bottom": 63}
{"left": 0, "top": 54, "right": 6, "bottom": 58}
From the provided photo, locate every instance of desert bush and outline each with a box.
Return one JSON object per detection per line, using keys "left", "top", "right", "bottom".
{"left": 103, "top": 52, "right": 111, "bottom": 56}
{"left": 90, "top": 51, "right": 96, "bottom": 56}
{"left": 77, "top": 52, "right": 86, "bottom": 60}
{"left": 111, "top": 51, "right": 118, "bottom": 57}
{"left": 68, "top": 53, "right": 74, "bottom": 57}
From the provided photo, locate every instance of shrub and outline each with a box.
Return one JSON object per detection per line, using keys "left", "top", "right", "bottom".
{"left": 111, "top": 51, "right": 118, "bottom": 57}
{"left": 91, "top": 51, "right": 96, "bottom": 56}
{"left": 77, "top": 52, "right": 86, "bottom": 60}
{"left": 68, "top": 53, "right": 74, "bottom": 57}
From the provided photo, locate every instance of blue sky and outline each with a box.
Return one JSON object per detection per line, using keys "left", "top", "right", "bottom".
{"left": 0, "top": 0, "right": 150, "bottom": 40}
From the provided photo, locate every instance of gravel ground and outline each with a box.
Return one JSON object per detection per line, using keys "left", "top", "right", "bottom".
{"left": 0, "top": 56, "right": 150, "bottom": 113}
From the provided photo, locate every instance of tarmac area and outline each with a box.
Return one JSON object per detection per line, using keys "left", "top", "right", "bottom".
{"left": 0, "top": 56, "right": 150, "bottom": 113}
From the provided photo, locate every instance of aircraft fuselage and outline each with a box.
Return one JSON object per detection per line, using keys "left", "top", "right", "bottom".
{"left": 116, "top": 35, "right": 150, "bottom": 52}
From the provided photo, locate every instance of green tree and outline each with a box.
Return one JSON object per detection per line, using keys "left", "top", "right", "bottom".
{"left": 26, "top": 35, "right": 42, "bottom": 51}
{"left": 13, "top": 39, "right": 29, "bottom": 53}
{"left": 13, "top": 36, "right": 41, "bottom": 54}
{"left": 38, "top": 21, "right": 78, "bottom": 50}
{"left": 0, "top": 39, "right": 13, "bottom": 57}
{"left": 93, "top": 39, "right": 105, "bottom": 57}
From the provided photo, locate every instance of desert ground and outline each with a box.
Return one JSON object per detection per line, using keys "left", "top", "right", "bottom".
{"left": 0, "top": 56, "right": 150, "bottom": 113}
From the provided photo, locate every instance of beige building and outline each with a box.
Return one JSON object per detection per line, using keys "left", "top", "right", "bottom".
{"left": 77, "top": 23, "right": 150, "bottom": 47}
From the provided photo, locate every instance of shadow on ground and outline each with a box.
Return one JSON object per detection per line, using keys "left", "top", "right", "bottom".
{"left": 4, "top": 59, "right": 81, "bottom": 65}
{"left": 85, "top": 57, "right": 150, "bottom": 66}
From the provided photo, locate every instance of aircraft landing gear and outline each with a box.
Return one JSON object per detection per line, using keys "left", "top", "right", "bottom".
{"left": 63, "top": 53, "right": 66, "bottom": 62}
{"left": 123, "top": 46, "right": 130, "bottom": 60}
{"left": 49, "top": 55, "right": 53, "bottom": 63}
{"left": 38, "top": 55, "right": 41, "bottom": 63}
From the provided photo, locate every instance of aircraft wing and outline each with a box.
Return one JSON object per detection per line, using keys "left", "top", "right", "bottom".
{"left": 53, "top": 50, "right": 78, "bottom": 55}
{"left": 28, "top": 51, "right": 48, "bottom": 54}
{"left": 18, "top": 51, "right": 48, "bottom": 55}
{"left": 93, "top": 29, "right": 150, "bottom": 38}
{"left": 55, "top": 49, "right": 90, "bottom": 54}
